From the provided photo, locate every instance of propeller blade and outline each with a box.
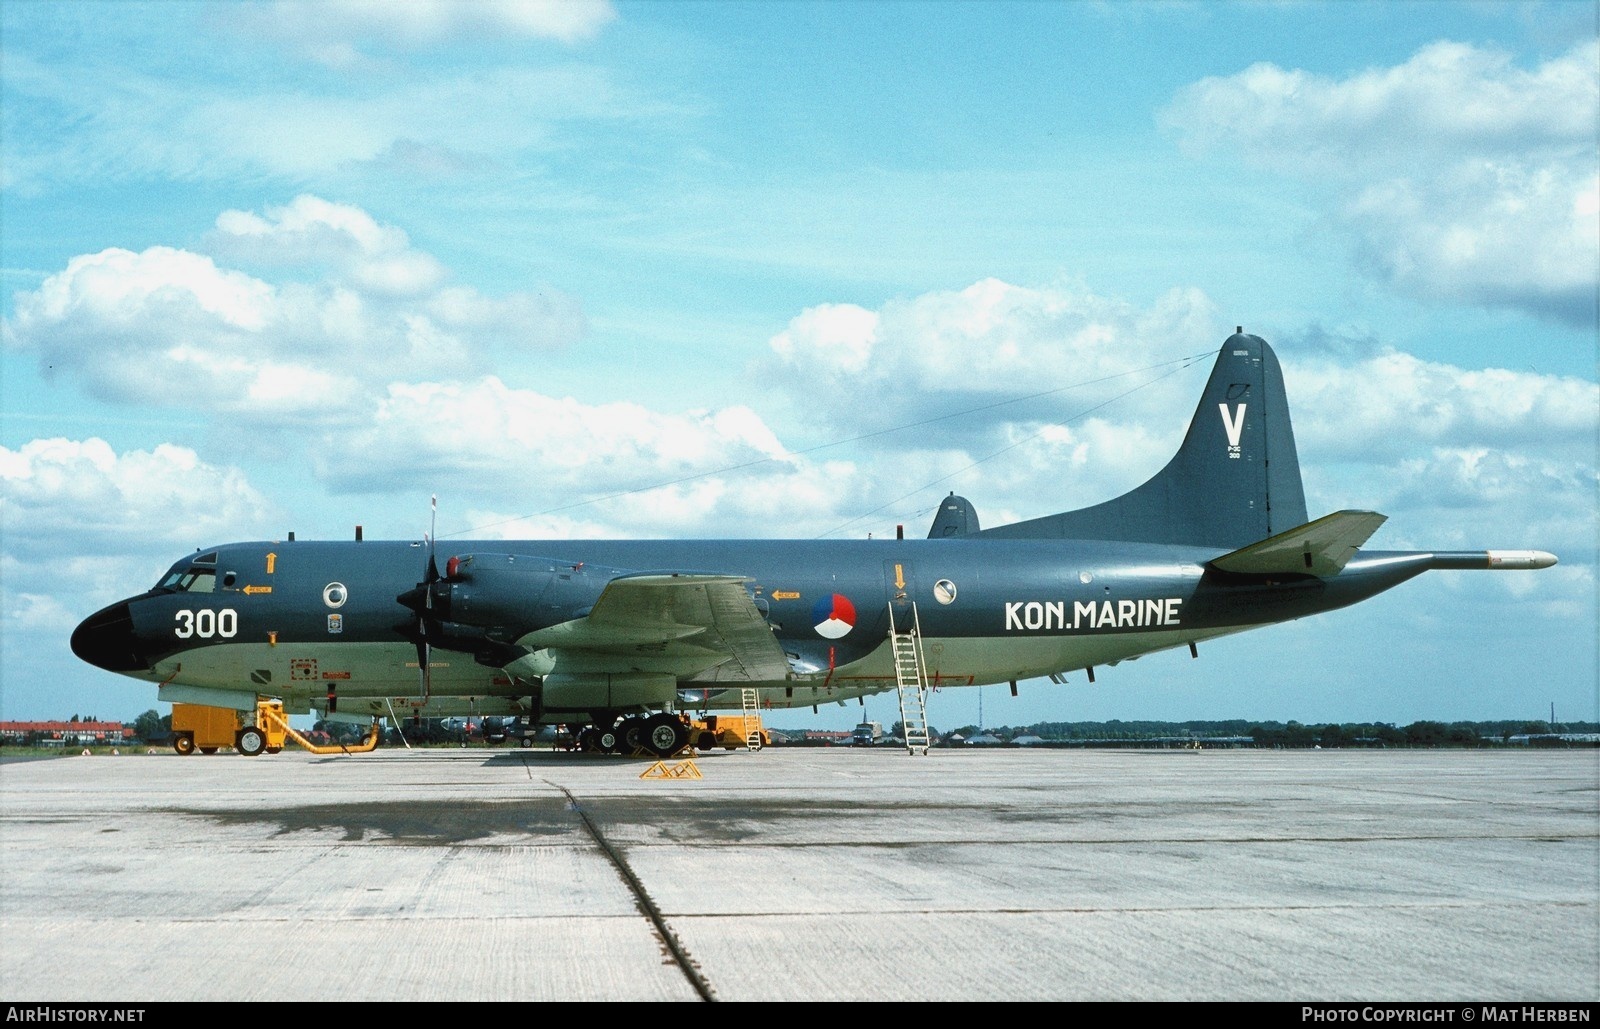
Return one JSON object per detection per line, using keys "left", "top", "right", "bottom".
{"left": 416, "top": 495, "right": 440, "bottom": 699}
{"left": 428, "top": 493, "right": 438, "bottom": 585}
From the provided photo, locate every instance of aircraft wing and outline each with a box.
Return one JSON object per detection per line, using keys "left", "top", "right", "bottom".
{"left": 1208, "top": 510, "right": 1388, "bottom": 577}
{"left": 520, "top": 573, "right": 793, "bottom": 682}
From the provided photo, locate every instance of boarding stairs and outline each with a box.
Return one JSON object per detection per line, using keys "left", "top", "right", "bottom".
{"left": 887, "top": 603, "right": 932, "bottom": 756}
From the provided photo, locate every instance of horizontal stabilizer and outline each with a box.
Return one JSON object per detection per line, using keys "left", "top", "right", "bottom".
{"left": 1209, "top": 510, "right": 1388, "bottom": 577}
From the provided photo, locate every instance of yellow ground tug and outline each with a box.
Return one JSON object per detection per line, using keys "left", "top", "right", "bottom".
{"left": 692, "top": 714, "right": 769, "bottom": 751}
{"left": 168, "top": 701, "right": 379, "bottom": 756}
{"left": 170, "top": 703, "right": 259, "bottom": 755}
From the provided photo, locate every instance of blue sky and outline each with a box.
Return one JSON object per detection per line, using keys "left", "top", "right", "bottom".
{"left": 2, "top": 0, "right": 1595, "bottom": 734}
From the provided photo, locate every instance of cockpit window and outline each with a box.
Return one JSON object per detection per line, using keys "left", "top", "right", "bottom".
{"left": 156, "top": 568, "right": 217, "bottom": 593}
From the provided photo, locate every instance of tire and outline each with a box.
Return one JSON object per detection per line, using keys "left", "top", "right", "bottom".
{"left": 236, "top": 726, "right": 267, "bottom": 757}
{"left": 645, "top": 714, "right": 688, "bottom": 757}
{"left": 520, "top": 735, "right": 534, "bottom": 748}
{"left": 577, "top": 727, "right": 600, "bottom": 752}
{"left": 173, "top": 734, "right": 195, "bottom": 756}
{"left": 199, "top": 747, "right": 218, "bottom": 755}
{"left": 620, "top": 717, "right": 646, "bottom": 754}
{"left": 597, "top": 729, "right": 620, "bottom": 753}
{"left": 265, "top": 747, "right": 282, "bottom": 754}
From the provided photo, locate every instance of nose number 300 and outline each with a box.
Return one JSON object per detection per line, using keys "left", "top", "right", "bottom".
{"left": 174, "top": 608, "right": 238, "bottom": 639}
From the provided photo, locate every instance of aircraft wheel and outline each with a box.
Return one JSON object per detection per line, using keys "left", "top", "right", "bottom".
{"left": 620, "top": 717, "right": 647, "bottom": 754}
{"left": 577, "top": 727, "right": 601, "bottom": 752}
{"left": 645, "top": 714, "right": 688, "bottom": 757}
{"left": 597, "top": 728, "right": 620, "bottom": 753}
{"left": 173, "top": 733, "right": 195, "bottom": 756}
{"left": 236, "top": 726, "right": 267, "bottom": 757}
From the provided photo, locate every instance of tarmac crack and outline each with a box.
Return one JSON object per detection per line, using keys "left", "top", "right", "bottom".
{"left": 548, "top": 780, "right": 716, "bottom": 1003}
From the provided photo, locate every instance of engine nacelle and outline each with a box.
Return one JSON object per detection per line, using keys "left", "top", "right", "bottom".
{"left": 431, "top": 553, "right": 627, "bottom": 636}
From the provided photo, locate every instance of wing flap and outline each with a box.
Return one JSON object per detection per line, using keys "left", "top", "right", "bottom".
{"left": 1209, "top": 510, "right": 1388, "bottom": 577}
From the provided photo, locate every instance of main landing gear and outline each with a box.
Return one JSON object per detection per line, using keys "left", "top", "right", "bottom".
{"left": 572, "top": 713, "right": 693, "bottom": 758}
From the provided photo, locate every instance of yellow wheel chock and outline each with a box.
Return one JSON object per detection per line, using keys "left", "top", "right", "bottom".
{"left": 639, "top": 759, "right": 703, "bottom": 780}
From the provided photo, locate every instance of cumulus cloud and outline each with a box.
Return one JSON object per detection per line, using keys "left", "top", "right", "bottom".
{"left": 4, "top": 591, "right": 83, "bottom": 634}
{"left": 763, "top": 278, "right": 1222, "bottom": 440}
{"left": 0, "top": 439, "right": 284, "bottom": 650}
{"left": 454, "top": 453, "right": 873, "bottom": 542}
{"left": 1160, "top": 40, "right": 1600, "bottom": 327}
{"left": 756, "top": 279, "right": 1270, "bottom": 525}
{"left": 1342, "top": 163, "right": 1597, "bottom": 323}
{"left": 1164, "top": 41, "right": 1595, "bottom": 168}
{"left": 1309, "top": 443, "right": 1593, "bottom": 567}
{"left": 316, "top": 376, "right": 797, "bottom": 497}
{"left": 755, "top": 280, "right": 1595, "bottom": 555}
{"left": 0, "top": 438, "right": 275, "bottom": 555}
{"left": 2, "top": 197, "right": 584, "bottom": 420}
{"left": 7, "top": 196, "right": 1588, "bottom": 566}
{"left": 1284, "top": 348, "right": 1597, "bottom": 463}
{"left": 1260, "top": 337, "right": 1596, "bottom": 562}
{"left": 769, "top": 303, "right": 879, "bottom": 376}
{"left": 211, "top": 194, "right": 446, "bottom": 295}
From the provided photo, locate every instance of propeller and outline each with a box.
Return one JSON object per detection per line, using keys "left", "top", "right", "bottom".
{"left": 396, "top": 495, "right": 440, "bottom": 701}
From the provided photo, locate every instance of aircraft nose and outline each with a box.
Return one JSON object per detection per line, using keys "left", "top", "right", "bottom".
{"left": 70, "top": 601, "right": 149, "bottom": 673}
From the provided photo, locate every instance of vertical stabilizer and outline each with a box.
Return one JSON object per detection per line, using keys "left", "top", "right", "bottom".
{"left": 928, "top": 493, "right": 980, "bottom": 538}
{"left": 975, "top": 332, "right": 1307, "bottom": 549}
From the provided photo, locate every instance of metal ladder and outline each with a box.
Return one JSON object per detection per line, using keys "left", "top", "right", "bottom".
{"left": 740, "top": 687, "right": 765, "bottom": 750}
{"left": 887, "top": 602, "right": 932, "bottom": 756}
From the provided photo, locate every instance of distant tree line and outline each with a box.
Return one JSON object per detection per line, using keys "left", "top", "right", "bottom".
{"left": 923, "top": 718, "right": 1599, "bottom": 748}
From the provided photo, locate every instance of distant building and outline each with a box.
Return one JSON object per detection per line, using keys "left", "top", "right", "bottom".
{"left": 0, "top": 721, "right": 129, "bottom": 746}
{"left": 1508, "top": 733, "right": 1600, "bottom": 747}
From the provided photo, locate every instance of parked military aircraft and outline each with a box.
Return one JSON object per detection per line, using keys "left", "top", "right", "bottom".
{"left": 71, "top": 331, "right": 1556, "bottom": 756}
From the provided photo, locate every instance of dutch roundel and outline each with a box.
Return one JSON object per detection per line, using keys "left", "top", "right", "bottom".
{"left": 812, "top": 593, "right": 857, "bottom": 639}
